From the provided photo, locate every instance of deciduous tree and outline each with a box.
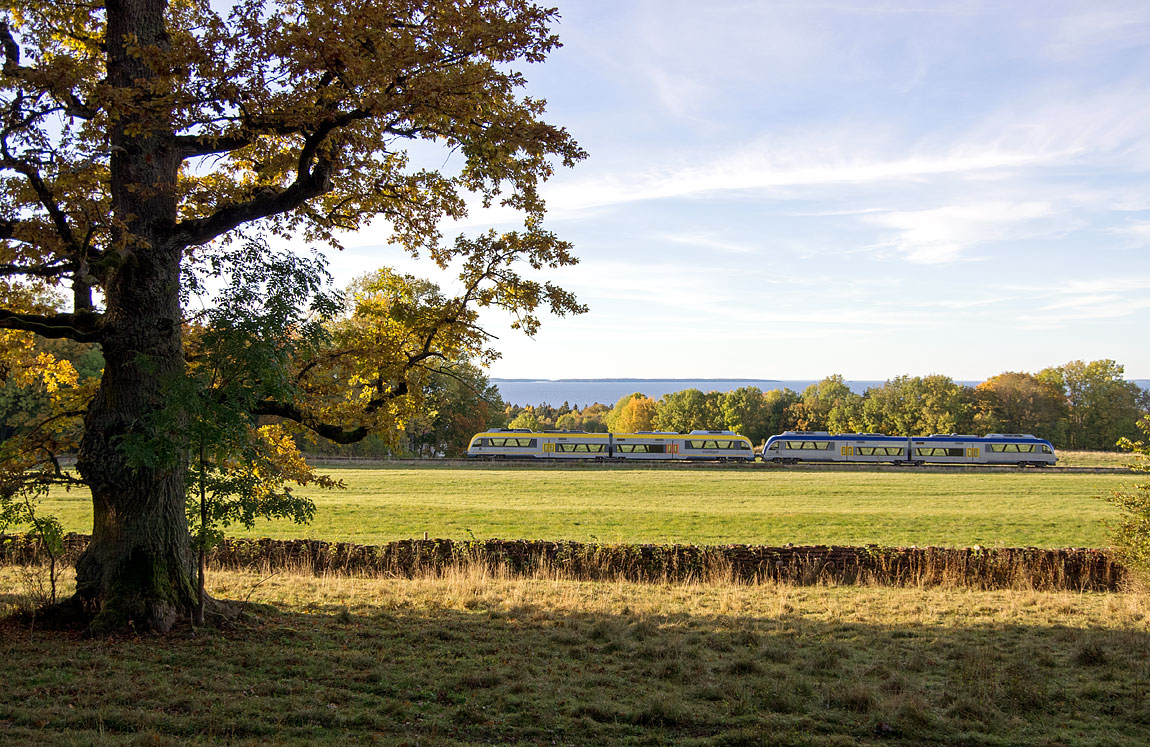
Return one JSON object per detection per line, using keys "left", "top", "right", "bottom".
{"left": 653, "top": 388, "right": 715, "bottom": 433}
{"left": 1038, "top": 360, "right": 1149, "bottom": 450}
{"left": 859, "top": 375, "right": 972, "bottom": 436}
{"left": 612, "top": 395, "right": 658, "bottom": 434}
{"left": 791, "top": 375, "right": 861, "bottom": 433}
{"left": 720, "top": 386, "right": 771, "bottom": 444}
{"left": 973, "top": 372, "right": 1065, "bottom": 441}
{"left": 0, "top": 0, "right": 584, "bottom": 631}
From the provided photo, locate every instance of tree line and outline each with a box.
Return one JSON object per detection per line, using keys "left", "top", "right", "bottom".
{"left": 502, "top": 360, "right": 1149, "bottom": 451}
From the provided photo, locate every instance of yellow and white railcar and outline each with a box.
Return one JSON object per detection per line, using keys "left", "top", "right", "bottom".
{"left": 609, "top": 431, "right": 681, "bottom": 460}
{"left": 466, "top": 429, "right": 544, "bottom": 459}
{"left": 677, "top": 430, "right": 755, "bottom": 461}
{"left": 466, "top": 429, "right": 755, "bottom": 461}
{"left": 542, "top": 431, "right": 613, "bottom": 458}
{"left": 467, "top": 429, "right": 611, "bottom": 459}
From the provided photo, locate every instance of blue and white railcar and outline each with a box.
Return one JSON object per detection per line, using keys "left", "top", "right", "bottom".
{"left": 761, "top": 432, "right": 911, "bottom": 464}
{"left": 910, "top": 434, "right": 1056, "bottom": 466}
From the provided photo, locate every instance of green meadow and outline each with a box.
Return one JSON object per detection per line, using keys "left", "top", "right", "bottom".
{"left": 39, "top": 462, "right": 1132, "bottom": 548}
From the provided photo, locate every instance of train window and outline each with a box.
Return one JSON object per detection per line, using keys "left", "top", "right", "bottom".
{"left": 859, "top": 446, "right": 905, "bottom": 456}
{"left": 692, "top": 440, "right": 733, "bottom": 449}
{"left": 785, "top": 441, "right": 833, "bottom": 450}
{"left": 617, "top": 444, "right": 666, "bottom": 453}
{"left": 915, "top": 447, "right": 965, "bottom": 457}
{"left": 767, "top": 442, "right": 780, "bottom": 451}
{"left": 559, "top": 443, "right": 601, "bottom": 452}
{"left": 491, "top": 438, "right": 535, "bottom": 448}
{"left": 1042, "top": 445, "right": 1052, "bottom": 454}
{"left": 993, "top": 444, "right": 1037, "bottom": 453}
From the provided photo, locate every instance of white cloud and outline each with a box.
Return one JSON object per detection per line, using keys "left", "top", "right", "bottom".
{"left": 1109, "top": 221, "right": 1150, "bottom": 247}
{"left": 864, "top": 201, "right": 1057, "bottom": 263}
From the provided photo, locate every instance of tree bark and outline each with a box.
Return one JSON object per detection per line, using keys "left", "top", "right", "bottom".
{"left": 72, "top": 0, "right": 198, "bottom": 633}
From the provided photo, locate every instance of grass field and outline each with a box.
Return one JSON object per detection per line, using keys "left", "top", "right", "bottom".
{"left": 1056, "top": 450, "right": 1138, "bottom": 468}
{"left": 36, "top": 463, "right": 1133, "bottom": 548}
{"left": 2, "top": 565, "right": 1147, "bottom": 746}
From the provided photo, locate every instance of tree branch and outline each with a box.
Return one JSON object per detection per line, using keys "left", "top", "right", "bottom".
{"left": 0, "top": 21, "right": 95, "bottom": 120}
{"left": 173, "top": 105, "right": 384, "bottom": 246}
{"left": 0, "top": 151, "right": 84, "bottom": 257}
{"left": 0, "top": 261, "right": 76, "bottom": 278}
{"left": 0, "top": 309, "right": 102, "bottom": 342}
{"left": 250, "top": 399, "right": 368, "bottom": 445}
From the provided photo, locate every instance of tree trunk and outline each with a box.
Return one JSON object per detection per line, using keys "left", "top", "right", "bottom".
{"left": 73, "top": 243, "right": 195, "bottom": 632}
{"left": 72, "top": 0, "right": 198, "bottom": 633}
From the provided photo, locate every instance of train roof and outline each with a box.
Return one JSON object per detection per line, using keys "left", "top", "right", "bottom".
{"left": 768, "top": 432, "right": 905, "bottom": 441}
{"left": 911, "top": 434, "right": 1054, "bottom": 444}
{"left": 766, "top": 432, "right": 1055, "bottom": 445}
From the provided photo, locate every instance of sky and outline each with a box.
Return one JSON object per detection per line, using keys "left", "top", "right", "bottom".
{"left": 323, "top": 0, "right": 1150, "bottom": 381}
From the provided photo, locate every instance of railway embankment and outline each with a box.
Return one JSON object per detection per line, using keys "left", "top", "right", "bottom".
{"left": 1, "top": 533, "right": 1126, "bottom": 592}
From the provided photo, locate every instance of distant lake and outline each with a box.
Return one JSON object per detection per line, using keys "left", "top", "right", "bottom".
{"left": 492, "top": 378, "right": 1150, "bottom": 407}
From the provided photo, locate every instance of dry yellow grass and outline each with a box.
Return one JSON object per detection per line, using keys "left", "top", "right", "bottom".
{"left": 3, "top": 563, "right": 1149, "bottom": 745}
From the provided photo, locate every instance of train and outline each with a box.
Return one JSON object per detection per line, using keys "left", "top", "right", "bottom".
{"left": 467, "top": 428, "right": 1057, "bottom": 466}
{"left": 762, "top": 432, "right": 1057, "bottom": 466}
{"left": 466, "top": 429, "right": 756, "bottom": 461}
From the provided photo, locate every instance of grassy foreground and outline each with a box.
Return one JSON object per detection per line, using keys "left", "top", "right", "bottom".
{"left": 2, "top": 565, "right": 1148, "bottom": 745}
{"left": 40, "top": 465, "right": 1130, "bottom": 547}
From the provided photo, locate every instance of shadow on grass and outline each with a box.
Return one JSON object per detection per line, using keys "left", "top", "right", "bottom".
{"left": 1, "top": 600, "right": 1148, "bottom": 746}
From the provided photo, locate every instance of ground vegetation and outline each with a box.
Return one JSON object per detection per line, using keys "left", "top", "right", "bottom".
{"left": 1, "top": 565, "right": 1147, "bottom": 745}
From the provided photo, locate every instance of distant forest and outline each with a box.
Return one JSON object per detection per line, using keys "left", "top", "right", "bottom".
{"left": 497, "top": 359, "right": 1148, "bottom": 454}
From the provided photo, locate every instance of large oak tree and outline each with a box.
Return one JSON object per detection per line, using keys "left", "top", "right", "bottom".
{"left": 0, "top": 0, "right": 584, "bottom": 632}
